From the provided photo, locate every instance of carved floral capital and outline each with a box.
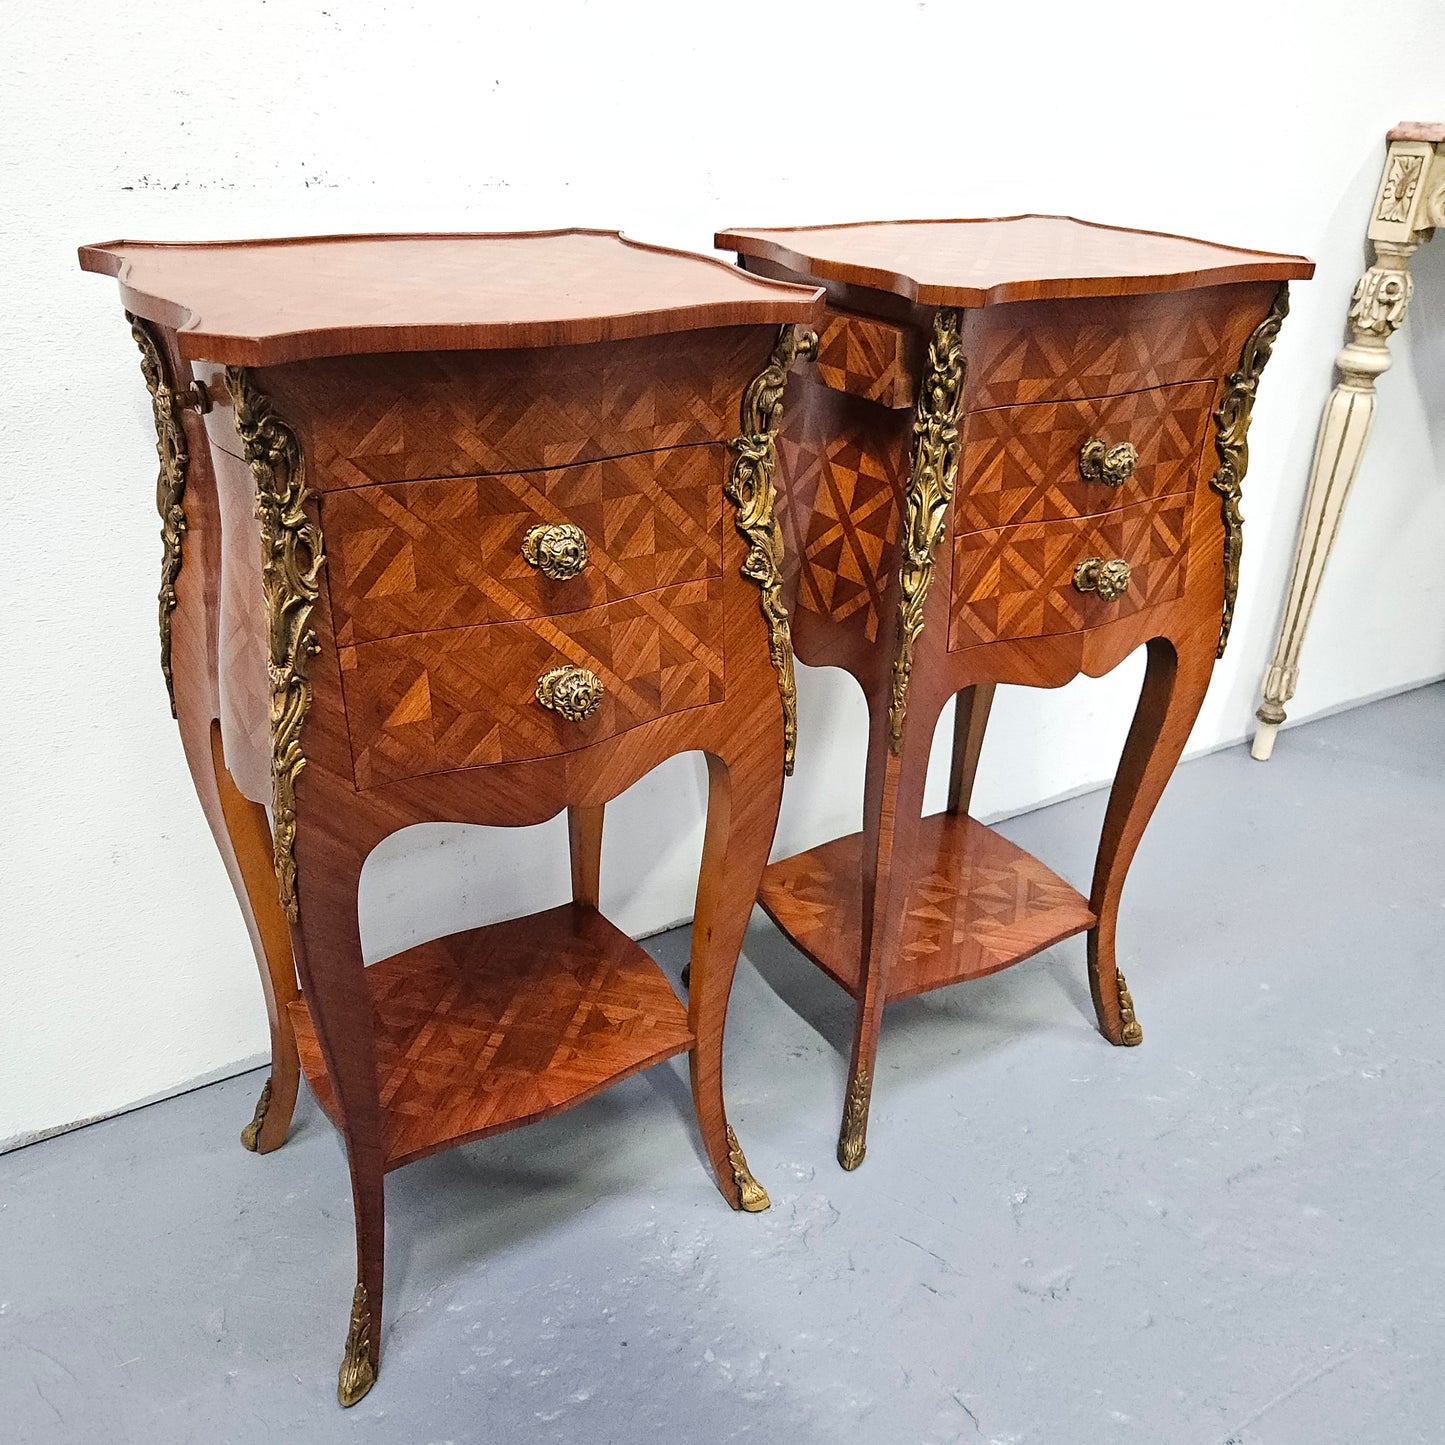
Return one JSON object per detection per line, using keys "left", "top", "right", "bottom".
{"left": 1348, "top": 265, "right": 1413, "bottom": 337}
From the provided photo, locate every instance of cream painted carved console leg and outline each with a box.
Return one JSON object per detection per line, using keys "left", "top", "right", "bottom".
{"left": 1252, "top": 124, "right": 1445, "bottom": 760}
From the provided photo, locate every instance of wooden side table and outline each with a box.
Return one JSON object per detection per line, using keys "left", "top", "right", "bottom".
{"left": 1251, "top": 123, "right": 1445, "bottom": 760}
{"left": 718, "top": 217, "right": 1313, "bottom": 1170}
{"left": 81, "top": 231, "right": 822, "bottom": 1403}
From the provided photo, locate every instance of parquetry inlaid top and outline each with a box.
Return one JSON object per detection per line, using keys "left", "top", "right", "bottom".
{"left": 716, "top": 215, "right": 1314, "bottom": 307}
{"left": 78, "top": 229, "right": 824, "bottom": 365}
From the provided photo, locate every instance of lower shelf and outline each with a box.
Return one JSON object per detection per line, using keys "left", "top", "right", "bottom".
{"left": 758, "top": 813, "right": 1096, "bottom": 1002}
{"left": 289, "top": 902, "right": 694, "bottom": 1170}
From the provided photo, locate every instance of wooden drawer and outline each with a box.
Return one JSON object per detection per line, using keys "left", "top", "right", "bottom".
{"left": 949, "top": 494, "right": 1192, "bottom": 652}
{"left": 323, "top": 446, "right": 724, "bottom": 645}
{"left": 342, "top": 579, "right": 725, "bottom": 787}
{"left": 223, "top": 326, "right": 773, "bottom": 488}
{"left": 954, "top": 381, "right": 1215, "bottom": 533}
{"left": 811, "top": 308, "right": 917, "bottom": 408}
{"left": 962, "top": 282, "right": 1277, "bottom": 410}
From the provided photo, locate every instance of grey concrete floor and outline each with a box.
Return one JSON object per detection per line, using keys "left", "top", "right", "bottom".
{"left": 3, "top": 685, "right": 1443, "bottom": 1445}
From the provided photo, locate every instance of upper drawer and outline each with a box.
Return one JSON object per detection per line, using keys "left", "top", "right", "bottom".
{"left": 954, "top": 380, "right": 1216, "bottom": 534}
{"left": 211, "top": 326, "right": 774, "bottom": 489}
{"left": 811, "top": 308, "right": 917, "bottom": 408}
{"left": 962, "top": 282, "right": 1279, "bottom": 409}
{"left": 342, "top": 578, "right": 725, "bottom": 788}
{"left": 949, "top": 494, "right": 1193, "bottom": 652}
{"left": 323, "top": 446, "right": 724, "bottom": 646}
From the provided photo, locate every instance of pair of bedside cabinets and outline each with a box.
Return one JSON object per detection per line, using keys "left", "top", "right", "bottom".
{"left": 81, "top": 218, "right": 1312, "bottom": 1403}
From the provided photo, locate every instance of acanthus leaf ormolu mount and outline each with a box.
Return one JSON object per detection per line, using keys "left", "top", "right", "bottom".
{"left": 717, "top": 215, "right": 1312, "bottom": 1170}
{"left": 81, "top": 230, "right": 823, "bottom": 1404}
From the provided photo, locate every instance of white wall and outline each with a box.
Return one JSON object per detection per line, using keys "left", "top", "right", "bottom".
{"left": 4, "top": 0, "right": 1443, "bottom": 1148}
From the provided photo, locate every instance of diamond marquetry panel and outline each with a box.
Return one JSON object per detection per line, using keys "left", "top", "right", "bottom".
{"left": 778, "top": 381, "right": 907, "bottom": 644}
{"left": 812, "top": 308, "right": 917, "bottom": 408}
{"left": 323, "top": 446, "right": 724, "bottom": 644}
{"left": 289, "top": 903, "right": 694, "bottom": 1168}
{"left": 263, "top": 326, "right": 770, "bottom": 488}
{"left": 757, "top": 814, "right": 1095, "bottom": 1000}
{"left": 342, "top": 579, "right": 725, "bottom": 787}
{"left": 955, "top": 381, "right": 1215, "bottom": 533}
{"left": 949, "top": 495, "right": 1192, "bottom": 652}
{"left": 964, "top": 285, "right": 1272, "bottom": 409}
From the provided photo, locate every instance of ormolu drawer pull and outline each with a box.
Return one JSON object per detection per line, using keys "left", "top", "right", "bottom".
{"left": 1079, "top": 438, "right": 1138, "bottom": 487}
{"left": 535, "top": 664, "right": 603, "bottom": 721}
{"left": 522, "top": 523, "right": 589, "bottom": 580}
{"left": 1073, "top": 556, "right": 1132, "bottom": 602}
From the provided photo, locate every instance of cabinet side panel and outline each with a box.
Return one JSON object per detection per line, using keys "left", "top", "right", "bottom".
{"left": 777, "top": 377, "right": 909, "bottom": 671}
{"left": 212, "top": 440, "right": 273, "bottom": 804}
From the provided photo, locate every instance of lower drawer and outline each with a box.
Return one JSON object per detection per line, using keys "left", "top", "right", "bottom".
{"left": 342, "top": 579, "right": 725, "bottom": 787}
{"left": 948, "top": 495, "right": 1192, "bottom": 651}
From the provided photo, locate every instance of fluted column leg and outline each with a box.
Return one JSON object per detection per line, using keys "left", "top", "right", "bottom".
{"left": 1250, "top": 123, "right": 1445, "bottom": 760}
{"left": 1252, "top": 238, "right": 1417, "bottom": 760}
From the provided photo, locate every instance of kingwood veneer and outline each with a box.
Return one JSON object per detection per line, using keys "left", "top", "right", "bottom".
{"left": 717, "top": 215, "right": 1313, "bottom": 1170}
{"left": 80, "top": 230, "right": 823, "bottom": 1403}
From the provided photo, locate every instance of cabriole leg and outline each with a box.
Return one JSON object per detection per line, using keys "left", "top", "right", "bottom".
{"left": 1089, "top": 630, "right": 1216, "bottom": 1045}
{"left": 839, "top": 698, "right": 936, "bottom": 1170}
{"left": 687, "top": 746, "right": 783, "bottom": 1212}
{"left": 205, "top": 723, "right": 302, "bottom": 1152}
{"left": 337, "top": 1170, "right": 385, "bottom": 1408}
{"left": 132, "top": 316, "right": 302, "bottom": 1153}
{"left": 293, "top": 857, "right": 387, "bottom": 1405}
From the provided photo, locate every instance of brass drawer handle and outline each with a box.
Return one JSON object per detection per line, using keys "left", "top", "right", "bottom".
{"left": 1079, "top": 438, "right": 1138, "bottom": 487}
{"left": 535, "top": 664, "right": 603, "bottom": 721}
{"left": 522, "top": 523, "right": 589, "bottom": 580}
{"left": 1073, "top": 556, "right": 1132, "bottom": 602}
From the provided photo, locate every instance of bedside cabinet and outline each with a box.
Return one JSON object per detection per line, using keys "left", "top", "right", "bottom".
{"left": 81, "top": 230, "right": 822, "bottom": 1402}
{"left": 717, "top": 216, "right": 1312, "bottom": 1170}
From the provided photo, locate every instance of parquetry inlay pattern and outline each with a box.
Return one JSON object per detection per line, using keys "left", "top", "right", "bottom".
{"left": 758, "top": 814, "right": 1096, "bottom": 1000}
{"left": 778, "top": 382, "right": 907, "bottom": 643}
{"left": 323, "top": 447, "right": 724, "bottom": 644}
{"left": 342, "top": 579, "right": 725, "bottom": 786}
{"left": 269, "top": 327, "right": 772, "bottom": 488}
{"left": 949, "top": 495, "right": 1192, "bottom": 651}
{"left": 289, "top": 903, "right": 694, "bottom": 1168}
{"left": 812, "top": 308, "right": 916, "bottom": 408}
{"left": 965, "top": 287, "right": 1272, "bottom": 409}
{"left": 955, "top": 381, "right": 1215, "bottom": 532}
